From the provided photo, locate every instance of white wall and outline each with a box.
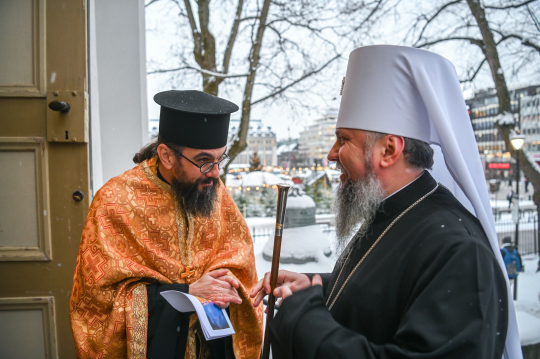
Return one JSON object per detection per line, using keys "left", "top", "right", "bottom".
{"left": 89, "top": 0, "right": 148, "bottom": 193}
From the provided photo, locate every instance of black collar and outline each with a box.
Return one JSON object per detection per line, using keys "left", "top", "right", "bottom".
{"left": 156, "top": 166, "right": 170, "bottom": 185}
{"left": 373, "top": 171, "right": 437, "bottom": 224}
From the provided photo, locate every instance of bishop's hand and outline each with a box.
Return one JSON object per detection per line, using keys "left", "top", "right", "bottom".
{"left": 250, "top": 270, "right": 312, "bottom": 307}
{"left": 189, "top": 269, "right": 242, "bottom": 309}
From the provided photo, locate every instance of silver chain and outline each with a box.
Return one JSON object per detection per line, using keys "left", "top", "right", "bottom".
{"left": 326, "top": 184, "right": 440, "bottom": 310}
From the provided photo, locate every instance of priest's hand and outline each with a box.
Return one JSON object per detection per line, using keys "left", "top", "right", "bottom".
{"left": 250, "top": 270, "right": 312, "bottom": 307}
{"left": 189, "top": 269, "right": 242, "bottom": 309}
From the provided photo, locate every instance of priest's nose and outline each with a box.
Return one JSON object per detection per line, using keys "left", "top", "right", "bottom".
{"left": 206, "top": 163, "right": 220, "bottom": 178}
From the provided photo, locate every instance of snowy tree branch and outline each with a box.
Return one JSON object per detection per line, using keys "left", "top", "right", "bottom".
{"left": 147, "top": 65, "right": 248, "bottom": 78}
{"left": 183, "top": 0, "right": 202, "bottom": 60}
{"left": 412, "top": 0, "right": 464, "bottom": 47}
{"left": 251, "top": 54, "right": 341, "bottom": 106}
{"left": 498, "top": 32, "right": 540, "bottom": 52}
{"left": 460, "top": 58, "right": 487, "bottom": 83}
{"left": 145, "top": 0, "right": 161, "bottom": 7}
{"left": 223, "top": 0, "right": 245, "bottom": 75}
{"left": 484, "top": 0, "right": 537, "bottom": 10}
{"left": 416, "top": 36, "right": 483, "bottom": 48}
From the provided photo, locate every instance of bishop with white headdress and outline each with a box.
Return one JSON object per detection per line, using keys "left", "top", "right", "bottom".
{"left": 251, "top": 45, "right": 521, "bottom": 359}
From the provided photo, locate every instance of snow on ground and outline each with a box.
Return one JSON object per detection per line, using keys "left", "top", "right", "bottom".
{"left": 254, "top": 238, "right": 336, "bottom": 279}
{"left": 490, "top": 199, "right": 536, "bottom": 208}
{"left": 514, "top": 254, "right": 540, "bottom": 345}
{"left": 245, "top": 217, "right": 275, "bottom": 229}
{"left": 262, "top": 225, "right": 332, "bottom": 264}
{"left": 517, "top": 311, "right": 540, "bottom": 346}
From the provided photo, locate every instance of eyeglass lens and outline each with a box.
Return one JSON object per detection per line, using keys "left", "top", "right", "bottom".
{"left": 200, "top": 156, "right": 230, "bottom": 173}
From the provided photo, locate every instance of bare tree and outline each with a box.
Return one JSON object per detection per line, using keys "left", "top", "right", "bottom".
{"left": 146, "top": 0, "right": 395, "bottom": 179}
{"left": 405, "top": 0, "right": 540, "bottom": 214}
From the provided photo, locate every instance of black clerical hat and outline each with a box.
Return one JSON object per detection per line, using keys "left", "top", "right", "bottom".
{"left": 154, "top": 90, "right": 239, "bottom": 149}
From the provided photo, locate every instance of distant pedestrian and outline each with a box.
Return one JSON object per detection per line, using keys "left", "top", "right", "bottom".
{"left": 500, "top": 237, "right": 522, "bottom": 279}
{"left": 525, "top": 177, "right": 530, "bottom": 192}
{"left": 509, "top": 178, "right": 513, "bottom": 187}
{"left": 507, "top": 189, "right": 514, "bottom": 208}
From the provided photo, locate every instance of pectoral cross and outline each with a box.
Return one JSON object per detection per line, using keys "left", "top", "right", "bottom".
{"left": 181, "top": 266, "right": 195, "bottom": 279}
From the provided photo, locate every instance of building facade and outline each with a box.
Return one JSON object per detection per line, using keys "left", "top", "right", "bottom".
{"left": 521, "top": 92, "right": 540, "bottom": 158}
{"left": 277, "top": 141, "right": 300, "bottom": 169}
{"left": 466, "top": 85, "right": 540, "bottom": 179}
{"left": 228, "top": 119, "right": 277, "bottom": 167}
{"left": 298, "top": 109, "right": 338, "bottom": 167}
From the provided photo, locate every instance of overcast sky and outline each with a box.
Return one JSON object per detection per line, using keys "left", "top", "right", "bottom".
{"left": 145, "top": 1, "right": 539, "bottom": 141}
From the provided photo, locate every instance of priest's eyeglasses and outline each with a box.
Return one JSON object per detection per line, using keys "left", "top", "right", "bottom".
{"left": 178, "top": 150, "right": 230, "bottom": 174}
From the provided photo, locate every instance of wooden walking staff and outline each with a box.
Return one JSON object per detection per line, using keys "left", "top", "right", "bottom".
{"left": 261, "top": 184, "right": 291, "bottom": 359}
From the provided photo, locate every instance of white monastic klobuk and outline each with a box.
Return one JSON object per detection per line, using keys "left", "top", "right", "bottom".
{"left": 337, "top": 45, "right": 521, "bottom": 359}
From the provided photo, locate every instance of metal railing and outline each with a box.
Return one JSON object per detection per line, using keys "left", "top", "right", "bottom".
{"left": 494, "top": 212, "right": 538, "bottom": 255}
{"left": 249, "top": 217, "right": 539, "bottom": 255}
{"left": 250, "top": 223, "right": 335, "bottom": 244}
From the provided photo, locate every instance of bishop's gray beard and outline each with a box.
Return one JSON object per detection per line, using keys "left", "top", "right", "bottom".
{"left": 333, "top": 166, "right": 386, "bottom": 267}
{"left": 171, "top": 169, "right": 219, "bottom": 218}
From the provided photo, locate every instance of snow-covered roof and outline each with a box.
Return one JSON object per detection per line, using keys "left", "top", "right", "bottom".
{"left": 225, "top": 174, "right": 242, "bottom": 187}
{"left": 241, "top": 171, "right": 294, "bottom": 187}
{"left": 277, "top": 143, "right": 298, "bottom": 155}
{"left": 287, "top": 194, "right": 315, "bottom": 209}
{"left": 228, "top": 119, "right": 275, "bottom": 138}
{"left": 228, "top": 163, "right": 250, "bottom": 169}
{"left": 306, "top": 171, "right": 328, "bottom": 186}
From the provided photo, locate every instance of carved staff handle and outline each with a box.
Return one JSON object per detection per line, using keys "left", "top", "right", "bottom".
{"left": 261, "top": 184, "right": 291, "bottom": 359}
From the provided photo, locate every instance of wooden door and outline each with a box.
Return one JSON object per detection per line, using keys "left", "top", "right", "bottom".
{"left": 0, "top": 0, "right": 90, "bottom": 357}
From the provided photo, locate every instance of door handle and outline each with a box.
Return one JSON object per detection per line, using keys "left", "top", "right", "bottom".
{"left": 72, "top": 191, "right": 84, "bottom": 202}
{"left": 49, "top": 100, "right": 71, "bottom": 113}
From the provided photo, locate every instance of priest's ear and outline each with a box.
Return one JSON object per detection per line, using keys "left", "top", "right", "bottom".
{"left": 157, "top": 144, "right": 178, "bottom": 170}
{"left": 379, "top": 135, "right": 406, "bottom": 169}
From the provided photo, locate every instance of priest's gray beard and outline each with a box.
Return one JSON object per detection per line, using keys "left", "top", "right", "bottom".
{"left": 171, "top": 166, "right": 219, "bottom": 218}
{"left": 333, "top": 152, "right": 386, "bottom": 267}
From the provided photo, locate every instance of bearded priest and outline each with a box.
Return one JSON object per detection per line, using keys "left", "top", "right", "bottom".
{"left": 252, "top": 46, "right": 521, "bottom": 359}
{"left": 70, "top": 90, "right": 262, "bottom": 359}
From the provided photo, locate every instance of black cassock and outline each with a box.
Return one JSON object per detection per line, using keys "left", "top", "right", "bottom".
{"left": 145, "top": 283, "right": 235, "bottom": 359}
{"left": 269, "top": 172, "right": 508, "bottom": 359}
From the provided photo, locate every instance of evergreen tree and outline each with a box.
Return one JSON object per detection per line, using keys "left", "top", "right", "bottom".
{"left": 232, "top": 194, "right": 250, "bottom": 217}
{"left": 304, "top": 180, "right": 333, "bottom": 214}
{"left": 250, "top": 152, "right": 262, "bottom": 172}
{"left": 260, "top": 187, "right": 278, "bottom": 216}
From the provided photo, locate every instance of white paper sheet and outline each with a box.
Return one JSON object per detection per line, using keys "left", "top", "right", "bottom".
{"left": 161, "top": 290, "right": 235, "bottom": 340}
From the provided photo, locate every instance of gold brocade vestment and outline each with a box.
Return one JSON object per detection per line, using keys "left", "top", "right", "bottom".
{"left": 69, "top": 157, "right": 263, "bottom": 358}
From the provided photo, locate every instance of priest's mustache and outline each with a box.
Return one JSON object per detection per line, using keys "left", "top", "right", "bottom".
{"left": 336, "top": 162, "right": 347, "bottom": 174}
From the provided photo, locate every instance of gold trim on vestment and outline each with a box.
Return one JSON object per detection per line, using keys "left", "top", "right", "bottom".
{"left": 141, "top": 158, "right": 172, "bottom": 194}
{"left": 188, "top": 325, "right": 197, "bottom": 359}
{"left": 130, "top": 284, "right": 148, "bottom": 359}
{"left": 142, "top": 158, "right": 194, "bottom": 274}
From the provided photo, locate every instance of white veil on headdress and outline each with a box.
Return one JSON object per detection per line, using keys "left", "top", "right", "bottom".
{"left": 337, "top": 45, "right": 521, "bottom": 359}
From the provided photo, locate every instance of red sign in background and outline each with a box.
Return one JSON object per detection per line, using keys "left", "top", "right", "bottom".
{"left": 488, "top": 163, "right": 510, "bottom": 169}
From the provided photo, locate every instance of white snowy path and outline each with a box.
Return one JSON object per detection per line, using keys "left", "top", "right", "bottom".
{"left": 514, "top": 254, "right": 540, "bottom": 346}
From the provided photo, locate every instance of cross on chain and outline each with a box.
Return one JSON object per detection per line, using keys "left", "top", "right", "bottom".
{"left": 181, "top": 266, "right": 195, "bottom": 279}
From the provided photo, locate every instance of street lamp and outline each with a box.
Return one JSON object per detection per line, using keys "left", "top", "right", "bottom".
{"left": 510, "top": 134, "right": 525, "bottom": 300}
